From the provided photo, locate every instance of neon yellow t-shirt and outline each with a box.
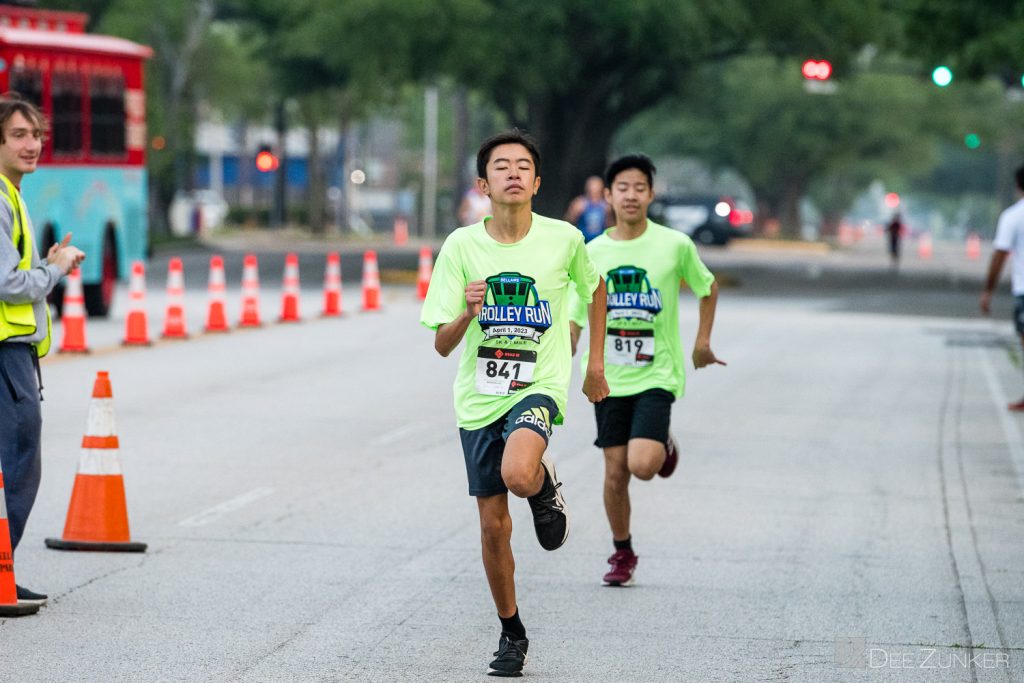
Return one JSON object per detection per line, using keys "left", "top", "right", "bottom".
{"left": 421, "top": 213, "right": 600, "bottom": 429}
{"left": 570, "top": 221, "right": 714, "bottom": 398}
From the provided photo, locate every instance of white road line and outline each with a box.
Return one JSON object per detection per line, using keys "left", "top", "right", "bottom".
{"left": 178, "top": 487, "right": 275, "bottom": 527}
{"left": 978, "top": 350, "right": 1024, "bottom": 498}
{"left": 370, "top": 421, "right": 431, "bottom": 446}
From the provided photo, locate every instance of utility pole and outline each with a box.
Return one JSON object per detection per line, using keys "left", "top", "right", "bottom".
{"left": 272, "top": 99, "right": 287, "bottom": 228}
{"left": 422, "top": 86, "right": 439, "bottom": 238}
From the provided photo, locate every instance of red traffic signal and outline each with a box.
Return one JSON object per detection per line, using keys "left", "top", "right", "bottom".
{"left": 884, "top": 192, "right": 900, "bottom": 209}
{"left": 255, "top": 145, "right": 279, "bottom": 173}
{"left": 802, "top": 59, "right": 832, "bottom": 81}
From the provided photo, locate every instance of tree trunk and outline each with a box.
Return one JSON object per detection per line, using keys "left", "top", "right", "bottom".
{"left": 520, "top": 94, "right": 619, "bottom": 220}
{"left": 302, "top": 105, "right": 325, "bottom": 235}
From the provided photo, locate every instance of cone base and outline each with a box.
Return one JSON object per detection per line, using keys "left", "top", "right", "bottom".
{"left": 45, "top": 537, "right": 147, "bottom": 553}
{"left": 58, "top": 347, "right": 90, "bottom": 354}
{"left": 122, "top": 340, "right": 153, "bottom": 347}
{"left": 0, "top": 602, "right": 40, "bottom": 616}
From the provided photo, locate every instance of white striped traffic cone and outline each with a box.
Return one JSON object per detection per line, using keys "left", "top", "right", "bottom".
{"left": 205, "top": 256, "right": 230, "bottom": 332}
{"left": 122, "top": 261, "right": 151, "bottom": 345}
{"left": 279, "top": 253, "right": 301, "bottom": 322}
{"left": 59, "top": 267, "right": 89, "bottom": 353}
{"left": 45, "top": 371, "right": 147, "bottom": 552}
{"left": 161, "top": 257, "right": 188, "bottom": 339}
{"left": 239, "top": 254, "right": 262, "bottom": 327}
{"left": 322, "top": 252, "right": 343, "bottom": 317}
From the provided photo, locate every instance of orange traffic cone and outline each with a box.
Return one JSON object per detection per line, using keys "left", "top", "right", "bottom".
{"left": 279, "top": 252, "right": 301, "bottom": 322}
{"left": 0, "top": 464, "right": 40, "bottom": 616}
{"left": 918, "top": 232, "right": 933, "bottom": 260}
{"left": 205, "top": 255, "right": 230, "bottom": 332}
{"left": 966, "top": 233, "right": 981, "bottom": 261}
{"left": 45, "top": 371, "right": 147, "bottom": 553}
{"left": 362, "top": 250, "right": 381, "bottom": 311}
{"left": 122, "top": 260, "right": 151, "bottom": 346}
{"left": 416, "top": 246, "right": 433, "bottom": 300}
{"left": 59, "top": 267, "right": 89, "bottom": 353}
{"left": 393, "top": 216, "right": 409, "bottom": 246}
{"left": 322, "top": 252, "right": 343, "bottom": 317}
{"left": 239, "top": 254, "right": 262, "bottom": 327}
{"left": 161, "top": 257, "right": 188, "bottom": 339}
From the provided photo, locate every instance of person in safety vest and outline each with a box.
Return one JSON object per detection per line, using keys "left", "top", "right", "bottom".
{"left": 0, "top": 92, "right": 85, "bottom": 606}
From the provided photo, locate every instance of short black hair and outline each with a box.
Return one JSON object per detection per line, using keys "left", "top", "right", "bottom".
{"left": 604, "top": 154, "right": 656, "bottom": 188}
{"left": 1016, "top": 164, "right": 1024, "bottom": 192}
{"left": 476, "top": 129, "right": 541, "bottom": 180}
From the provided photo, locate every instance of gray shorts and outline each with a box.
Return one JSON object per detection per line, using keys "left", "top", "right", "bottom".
{"left": 457, "top": 393, "right": 559, "bottom": 497}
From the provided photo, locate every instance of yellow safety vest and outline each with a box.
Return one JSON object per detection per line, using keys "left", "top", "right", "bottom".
{"left": 0, "top": 174, "right": 52, "bottom": 357}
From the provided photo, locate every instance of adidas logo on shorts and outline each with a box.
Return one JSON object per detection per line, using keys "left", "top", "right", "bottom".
{"left": 515, "top": 407, "right": 552, "bottom": 437}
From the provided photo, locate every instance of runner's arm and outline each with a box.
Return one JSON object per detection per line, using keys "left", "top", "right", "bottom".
{"left": 434, "top": 279, "right": 486, "bottom": 357}
{"left": 582, "top": 279, "right": 609, "bottom": 402}
{"left": 569, "top": 322, "right": 582, "bottom": 356}
{"left": 980, "top": 249, "right": 1009, "bottom": 315}
{"left": 693, "top": 279, "right": 726, "bottom": 369}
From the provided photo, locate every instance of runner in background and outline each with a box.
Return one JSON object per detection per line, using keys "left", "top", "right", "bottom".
{"left": 570, "top": 153, "right": 725, "bottom": 587}
{"left": 565, "top": 175, "right": 611, "bottom": 242}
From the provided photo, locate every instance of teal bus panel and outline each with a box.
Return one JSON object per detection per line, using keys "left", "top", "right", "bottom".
{"left": 21, "top": 166, "right": 148, "bottom": 285}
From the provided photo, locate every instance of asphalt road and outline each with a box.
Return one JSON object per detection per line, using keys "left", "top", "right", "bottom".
{"left": 1, "top": 234, "right": 1021, "bottom": 682}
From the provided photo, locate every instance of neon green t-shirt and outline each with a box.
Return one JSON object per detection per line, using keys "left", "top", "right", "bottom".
{"left": 421, "top": 213, "right": 600, "bottom": 430}
{"left": 570, "top": 221, "right": 714, "bottom": 398}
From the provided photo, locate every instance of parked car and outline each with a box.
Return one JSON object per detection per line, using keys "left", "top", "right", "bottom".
{"left": 648, "top": 195, "right": 754, "bottom": 246}
{"left": 169, "top": 190, "right": 230, "bottom": 237}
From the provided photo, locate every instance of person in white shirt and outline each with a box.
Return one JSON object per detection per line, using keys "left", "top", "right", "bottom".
{"left": 981, "top": 165, "right": 1024, "bottom": 410}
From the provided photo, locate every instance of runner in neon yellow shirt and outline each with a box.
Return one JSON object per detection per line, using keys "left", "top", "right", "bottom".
{"left": 570, "top": 154, "right": 726, "bottom": 587}
{"left": 420, "top": 130, "right": 609, "bottom": 678}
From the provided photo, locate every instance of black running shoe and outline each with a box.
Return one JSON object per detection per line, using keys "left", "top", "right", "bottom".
{"left": 527, "top": 455, "right": 569, "bottom": 551}
{"left": 487, "top": 631, "right": 529, "bottom": 677}
{"left": 16, "top": 585, "right": 48, "bottom": 606}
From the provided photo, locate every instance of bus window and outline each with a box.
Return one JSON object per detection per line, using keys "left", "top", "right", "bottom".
{"left": 89, "top": 74, "right": 125, "bottom": 156}
{"left": 52, "top": 72, "right": 84, "bottom": 155}
{"left": 10, "top": 67, "right": 43, "bottom": 108}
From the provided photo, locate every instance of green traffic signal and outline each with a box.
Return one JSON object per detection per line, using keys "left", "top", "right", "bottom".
{"left": 965, "top": 133, "right": 981, "bottom": 149}
{"left": 932, "top": 66, "right": 953, "bottom": 87}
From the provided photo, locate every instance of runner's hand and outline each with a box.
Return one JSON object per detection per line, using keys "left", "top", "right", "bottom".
{"left": 465, "top": 280, "right": 486, "bottom": 318}
{"left": 693, "top": 344, "right": 726, "bottom": 369}
{"left": 583, "top": 367, "right": 609, "bottom": 403}
{"left": 980, "top": 291, "right": 992, "bottom": 315}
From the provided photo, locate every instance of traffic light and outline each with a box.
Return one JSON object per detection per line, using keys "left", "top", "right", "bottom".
{"left": 884, "top": 192, "right": 900, "bottom": 209}
{"left": 801, "top": 59, "right": 832, "bottom": 81}
{"left": 255, "top": 144, "right": 279, "bottom": 173}
{"left": 965, "top": 133, "right": 981, "bottom": 149}
{"left": 931, "top": 66, "right": 953, "bottom": 87}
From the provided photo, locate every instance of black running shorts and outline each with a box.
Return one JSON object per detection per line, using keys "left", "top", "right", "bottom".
{"left": 458, "top": 393, "right": 559, "bottom": 497}
{"left": 593, "top": 388, "right": 675, "bottom": 448}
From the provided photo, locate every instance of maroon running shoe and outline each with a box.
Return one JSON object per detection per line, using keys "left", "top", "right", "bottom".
{"left": 658, "top": 434, "right": 679, "bottom": 478}
{"left": 1009, "top": 398, "right": 1024, "bottom": 412}
{"left": 602, "top": 549, "right": 638, "bottom": 586}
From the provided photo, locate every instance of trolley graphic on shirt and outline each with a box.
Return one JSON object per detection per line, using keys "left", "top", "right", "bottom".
{"left": 605, "top": 265, "right": 662, "bottom": 367}
{"left": 477, "top": 272, "right": 552, "bottom": 342}
{"left": 606, "top": 266, "right": 663, "bottom": 322}
{"left": 474, "top": 272, "right": 551, "bottom": 395}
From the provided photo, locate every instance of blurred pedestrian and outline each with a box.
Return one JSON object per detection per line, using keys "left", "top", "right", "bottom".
{"left": 981, "top": 164, "right": 1024, "bottom": 410}
{"left": 458, "top": 184, "right": 491, "bottom": 226}
{"left": 886, "top": 212, "right": 903, "bottom": 268}
{"left": 569, "top": 154, "right": 725, "bottom": 587}
{"left": 421, "top": 129, "right": 608, "bottom": 677}
{"left": 0, "top": 93, "right": 85, "bottom": 604}
{"left": 564, "top": 175, "right": 611, "bottom": 242}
